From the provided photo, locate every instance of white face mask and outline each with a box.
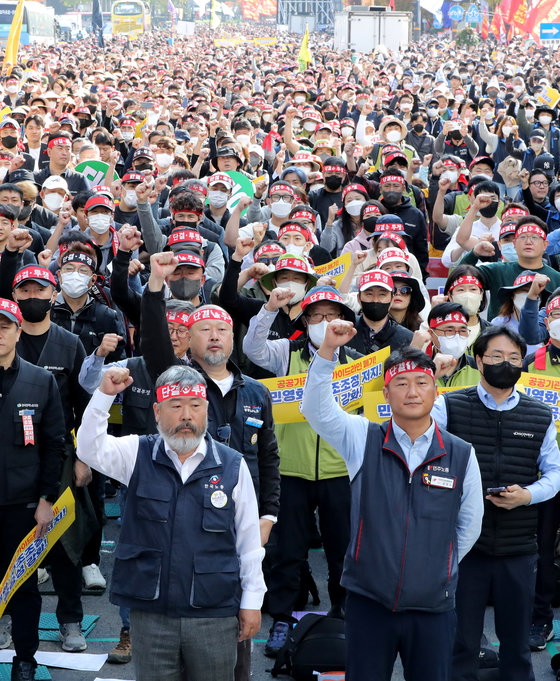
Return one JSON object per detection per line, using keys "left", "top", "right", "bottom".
{"left": 514, "top": 85, "right": 523, "bottom": 94}
{"left": 400, "top": 103, "right": 412, "bottom": 112}
{"left": 525, "top": 110, "right": 535, "bottom": 122}
{"left": 88, "top": 213, "right": 112, "bottom": 234}
{"left": 307, "top": 319, "right": 329, "bottom": 348}
{"left": 438, "top": 333, "right": 470, "bottom": 360}
{"left": 277, "top": 280, "right": 306, "bottom": 304}
{"left": 502, "top": 126, "right": 513, "bottom": 137}
{"left": 122, "top": 130, "right": 134, "bottom": 142}
{"left": 262, "top": 114, "right": 273, "bottom": 123}
{"left": 485, "top": 112, "right": 494, "bottom": 122}
{"left": 125, "top": 189, "right": 138, "bottom": 208}
{"left": 209, "top": 190, "right": 228, "bottom": 208}
{"left": 61, "top": 271, "right": 91, "bottom": 298}
{"left": 451, "top": 290, "right": 482, "bottom": 316}
{"left": 442, "top": 170, "right": 459, "bottom": 184}
{"left": 539, "top": 115, "right": 552, "bottom": 126}
{"left": 548, "top": 317, "right": 560, "bottom": 341}
{"left": 500, "top": 241, "right": 518, "bottom": 262}
{"left": 277, "top": 86, "right": 284, "bottom": 94}
{"left": 236, "top": 134, "right": 251, "bottom": 146}
{"left": 156, "top": 153, "right": 173, "bottom": 168}
{"left": 0, "top": 167, "right": 8, "bottom": 182}
{"left": 270, "top": 200, "right": 292, "bottom": 218}
{"left": 341, "top": 126, "right": 354, "bottom": 137}
{"left": 386, "top": 130, "right": 402, "bottom": 143}
{"left": 283, "top": 243, "right": 305, "bottom": 257}
{"left": 6, "top": 85, "right": 17, "bottom": 94}
{"left": 555, "top": 198, "right": 560, "bottom": 212}
{"left": 345, "top": 199, "right": 364, "bottom": 216}
{"left": 294, "top": 95, "right": 306, "bottom": 104}
{"left": 427, "top": 108, "right": 438, "bottom": 118}
{"left": 303, "top": 121, "right": 316, "bottom": 132}
{"left": 43, "top": 193, "right": 64, "bottom": 212}
{"left": 513, "top": 292, "right": 528, "bottom": 310}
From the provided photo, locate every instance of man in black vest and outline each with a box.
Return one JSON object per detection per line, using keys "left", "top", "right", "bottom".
{"left": 432, "top": 326, "right": 560, "bottom": 681}
{"left": 302, "top": 329, "right": 483, "bottom": 681}
{"left": 0, "top": 298, "right": 65, "bottom": 681}
{"left": 76, "top": 364, "right": 266, "bottom": 681}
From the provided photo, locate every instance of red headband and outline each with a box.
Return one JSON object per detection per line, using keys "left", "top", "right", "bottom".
{"left": 323, "top": 164, "right": 345, "bottom": 173}
{"left": 515, "top": 224, "right": 546, "bottom": 240}
{"left": 429, "top": 311, "right": 468, "bottom": 328}
{"left": 48, "top": 137, "right": 72, "bottom": 148}
{"left": 448, "top": 275, "right": 482, "bottom": 292}
{"left": 375, "top": 222, "right": 405, "bottom": 233}
{"left": 499, "top": 222, "right": 517, "bottom": 238}
{"left": 255, "top": 243, "right": 285, "bottom": 260}
{"left": 292, "top": 210, "right": 316, "bottom": 223}
{"left": 156, "top": 383, "right": 207, "bottom": 402}
{"left": 363, "top": 204, "right": 381, "bottom": 218}
{"left": 278, "top": 224, "right": 311, "bottom": 240}
{"left": 512, "top": 273, "right": 535, "bottom": 287}
{"left": 342, "top": 184, "right": 366, "bottom": 201}
{"left": 186, "top": 306, "right": 233, "bottom": 329}
{"left": 166, "top": 310, "right": 191, "bottom": 327}
{"left": 171, "top": 208, "right": 202, "bottom": 217}
{"left": 269, "top": 183, "right": 294, "bottom": 196}
{"left": 502, "top": 207, "right": 529, "bottom": 218}
{"left": 384, "top": 361, "right": 434, "bottom": 386}
{"left": 380, "top": 175, "right": 406, "bottom": 186}
{"left": 168, "top": 230, "right": 203, "bottom": 246}
{"left": 383, "top": 233, "right": 406, "bottom": 250}
{"left": 547, "top": 297, "right": 560, "bottom": 315}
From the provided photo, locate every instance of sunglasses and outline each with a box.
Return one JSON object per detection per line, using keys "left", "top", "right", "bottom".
{"left": 257, "top": 257, "right": 279, "bottom": 267}
{"left": 393, "top": 285, "right": 413, "bottom": 295}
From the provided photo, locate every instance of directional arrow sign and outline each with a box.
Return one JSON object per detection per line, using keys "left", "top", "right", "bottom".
{"left": 540, "top": 23, "right": 560, "bottom": 39}
{"left": 448, "top": 4, "right": 464, "bottom": 21}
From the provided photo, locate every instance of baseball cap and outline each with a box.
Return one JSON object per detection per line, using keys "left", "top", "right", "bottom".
{"left": 13, "top": 265, "right": 57, "bottom": 289}
{"left": 0, "top": 298, "right": 21, "bottom": 326}
{"left": 358, "top": 270, "right": 394, "bottom": 293}
{"left": 42, "top": 175, "right": 68, "bottom": 192}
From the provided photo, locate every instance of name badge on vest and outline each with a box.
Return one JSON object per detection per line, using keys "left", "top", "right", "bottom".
{"left": 423, "top": 472, "right": 456, "bottom": 489}
{"left": 19, "top": 409, "right": 35, "bottom": 446}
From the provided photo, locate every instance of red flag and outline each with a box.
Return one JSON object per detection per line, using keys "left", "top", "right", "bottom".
{"left": 525, "top": 0, "right": 560, "bottom": 37}
{"left": 489, "top": 6, "right": 501, "bottom": 36}
{"left": 481, "top": 8, "right": 489, "bottom": 39}
{"left": 511, "top": 0, "right": 528, "bottom": 29}
{"left": 389, "top": 0, "right": 395, "bottom": 10}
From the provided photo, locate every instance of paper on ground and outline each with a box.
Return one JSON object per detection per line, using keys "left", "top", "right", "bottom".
{"left": 0, "top": 650, "right": 107, "bottom": 671}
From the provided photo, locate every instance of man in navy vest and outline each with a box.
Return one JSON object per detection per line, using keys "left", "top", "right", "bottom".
{"left": 76, "top": 364, "right": 265, "bottom": 681}
{"left": 302, "top": 322, "right": 483, "bottom": 681}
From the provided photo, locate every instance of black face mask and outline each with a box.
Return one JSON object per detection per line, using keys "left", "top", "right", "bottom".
{"left": 323, "top": 111, "right": 336, "bottom": 121}
{"left": 325, "top": 175, "right": 343, "bottom": 191}
{"left": 482, "top": 361, "right": 522, "bottom": 389}
{"left": 134, "top": 162, "right": 153, "bottom": 172}
{"left": 173, "top": 220, "right": 199, "bottom": 231}
{"left": 78, "top": 118, "right": 90, "bottom": 130}
{"left": 362, "top": 217, "right": 378, "bottom": 233}
{"left": 382, "top": 191, "right": 402, "bottom": 207}
{"left": 2, "top": 135, "right": 17, "bottom": 149}
{"left": 479, "top": 200, "right": 499, "bottom": 218}
{"left": 87, "top": 105, "right": 97, "bottom": 116}
{"left": 168, "top": 277, "right": 201, "bottom": 301}
{"left": 18, "top": 204, "right": 33, "bottom": 222}
{"left": 449, "top": 130, "right": 463, "bottom": 141}
{"left": 361, "top": 300, "right": 390, "bottom": 322}
{"left": 413, "top": 123, "right": 425, "bottom": 134}
{"left": 18, "top": 297, "right": 52, "bottom": 323}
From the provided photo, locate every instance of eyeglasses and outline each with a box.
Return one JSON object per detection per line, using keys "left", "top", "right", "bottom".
{"left": 433, "top": 327, "right": 469, "bottom": 338}
{"left": 530, "top": 180, "right": 549, "bottom": 188}
{"left": 549, "top": 311, "right": 560, "bottom": 320}
{"left": 393, "top": 285, "right": 412, "bottom": 295}
{"left": 270, "top": 195, "right": 293, "bottom": 203}
{"left": 61, "top": 265, "right": 93, "bottom": 276}
{"left": 306, "top": 312, "right": 343, "bottom": 323}
{"left": 516, "top": 234, "right": 542, "bottom": 242}
{"left": 167, "top": 324, "right": 189, "bottom": 338}
{"left": 483, "top": 352, "right": 523, "bottom": 366}
{"left": 257, "top": 257, "right": 279, "bottom": 267}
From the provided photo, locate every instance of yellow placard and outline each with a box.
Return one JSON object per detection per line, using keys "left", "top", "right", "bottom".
{"left": 536, "top": 86, "right": 560, "bottom": 110}
{"left": 313, "top": 252, "right": 352, "bottom": 288}
{"left": 135, "top": 115, "right": 148, "bottom": 139}
{"left": 213, "top": 37, "right": 244, "bottom": 47}
{"left": 0, "top": 487, "right": 75, "bottom": 618}
{"left": 260, "top": 347, "right": 390, "bottom": 424}
{"left": 0, "top": 106, "right": 12, "bottom": 122}
{"left": 253, "top": 37, "right": 277, "bottom": 46}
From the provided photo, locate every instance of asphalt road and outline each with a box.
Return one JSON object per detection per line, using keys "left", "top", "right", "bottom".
{"left": 32, "top": 515, "right": 560, "bottom": 681}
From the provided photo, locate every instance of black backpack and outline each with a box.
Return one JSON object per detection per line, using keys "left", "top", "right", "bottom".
{"left": 271, "top": 614, "right": 345, "bottom": 681}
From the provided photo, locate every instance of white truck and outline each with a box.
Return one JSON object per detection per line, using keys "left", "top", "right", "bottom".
{"left": 334, "top": 7, "right": 412, "bottom": 52}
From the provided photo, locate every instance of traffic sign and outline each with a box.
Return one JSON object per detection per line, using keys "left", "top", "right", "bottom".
{"left": 465, "top": 4, "right": 481, "bottom": 22}
{"left": 433, "top": 17, "right": 443, "bottom": 28}
{"left": 448, "top": 5, "right": 464, "bottom": 21}
{"left": 540, "top": 23, "right": 560, "bottom": 39}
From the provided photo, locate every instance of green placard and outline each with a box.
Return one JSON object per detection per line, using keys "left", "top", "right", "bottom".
{"left": 222, "top": 170, "right": 255, "bottom": 217}
{"left": 74, "top": 160, "right": 119, "bottom": 187}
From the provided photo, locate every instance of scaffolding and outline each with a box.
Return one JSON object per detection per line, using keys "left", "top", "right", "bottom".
{"left": 277, "top": 0, "right": 341, "bottom": 32}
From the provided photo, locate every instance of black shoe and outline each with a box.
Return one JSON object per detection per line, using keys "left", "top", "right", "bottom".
{"left": 11, "top": 657, "right": 37, "bottom": 681}
{"left": 529, "top": 622, "right": 554, "bottom": 651}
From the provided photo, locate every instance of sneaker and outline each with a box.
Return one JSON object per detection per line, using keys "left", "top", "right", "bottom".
{"left": 37, "top": 568, "right": 49, "bottom": 585}
{"left": 58, "top": 623, "right": 87, "bottom": 652}
{"left": 11, "top": 656, "right": 37, "bottom": 681}
{"left": 264, "top": 621, "right": 291, "bottom": 658}
{"left": 82, "top": 564, "right": 106, "bottom": 590}
{"left": 107, "top": 627, "right": 132, "bottom": 664}
{"left": 529, "top": 622, "right": 554, "bottom": 651}
{"left": 0, "top": 616, "right": 11, "bottom": 649}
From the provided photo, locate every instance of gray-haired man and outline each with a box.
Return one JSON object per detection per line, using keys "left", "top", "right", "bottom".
{"left": 76, "top": 364, "right": 265, "bottom": 681}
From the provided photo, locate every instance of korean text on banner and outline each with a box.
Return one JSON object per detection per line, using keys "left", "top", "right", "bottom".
{"left": 261, "top": 346, "right": 390, "bottom": 424}
{"left": 0, "top": 487, "right": 75, "bottom": 618}
{"left": 536, "top": 86, "right": 560, "bottom": 109}
{"left": 313, "top": 252, "right": 352, "bottom": 288}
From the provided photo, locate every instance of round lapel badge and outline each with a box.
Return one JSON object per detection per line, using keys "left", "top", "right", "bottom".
{"left": 211, "top": 490, "right": 228, "bottom": 508}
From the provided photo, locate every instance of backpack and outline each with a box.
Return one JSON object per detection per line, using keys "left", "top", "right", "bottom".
{"left": 271, "top": 614, "right": 345, "bottom": 681}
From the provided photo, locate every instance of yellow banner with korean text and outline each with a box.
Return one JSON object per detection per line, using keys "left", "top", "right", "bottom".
{"left": 313, "top": 252, "right": 352, "bottom": 288}
{"left": 260, "top": 346, "right": 390, "bottom": 424}
{"left": 0, "top": 487, "right": 75, "bottom": 618}
{"left": 363, "top": 372, "right": 560, "bottom": 432}
{"left": 536, "top": 87, "right": 560, "bottom": 110}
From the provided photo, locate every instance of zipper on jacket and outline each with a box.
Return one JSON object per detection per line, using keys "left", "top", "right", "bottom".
{"left": 315, "top": 435, "right": 320, "bottom": 481}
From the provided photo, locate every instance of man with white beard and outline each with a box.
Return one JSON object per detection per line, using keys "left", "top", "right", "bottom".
{"left": 76, "top": 364, "right": 265, "bottom": 681}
